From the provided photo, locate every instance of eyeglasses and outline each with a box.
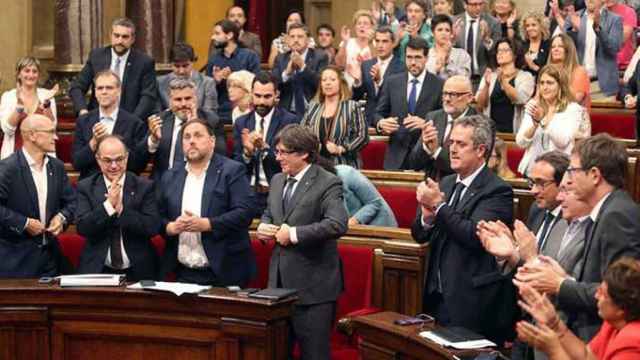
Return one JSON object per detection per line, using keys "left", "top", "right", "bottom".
{"left": 442, "top": 91, "right": 470, "bottom": 99}
{"left": 97, "top": 155, "right": 127, "bottom": 165}
{"left": 566, "top": 166, "right": 585, "bottom": 177}
{"left": 274, "top": 148, "right": 297, "bottom": 156}
{"left": 526, "top": 178, "right": 556, "bottom": 189}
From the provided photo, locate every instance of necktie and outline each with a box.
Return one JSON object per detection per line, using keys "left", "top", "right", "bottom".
{"left": 172, "top": 120, "right": 184, "bottom": 169}
{"left": 537, "top": 211, "right": 555, "bottom": 252}
{"left": 467, "top": 19, "right": 476, "bottom": 74}
{"left": 254, "top": 117, "right": 265, "bottom": 187}
{"left": 408, "top": 78, "right": 419, "bottom": 115}
{"left": 282, "top": 177, "right": 298, "bottom": 214}
{"left": 108, "top": 183, "right": 124, "bottom": 269}
{"left": 113, "top": 57, "right": 122, "bottom": 78}
{"left": 293, "top": 73, "right": 306, "bottom": 117}
{"left": 577, "top": 217, "right": 594, "bottom": 280}
{"left": 448, "top": 182, "right": 466, "bottom": 210}
{"left": 443, "top": 120, "right": 454, "bottom": 148}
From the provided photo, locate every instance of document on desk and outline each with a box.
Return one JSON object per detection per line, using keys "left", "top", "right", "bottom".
{"left": 127, "top": 281, "right": 211, "bottom": 296}
{"left": 57, "top": 274, "right": 125, "bottom": 287}
{"left": 419, "top": 330, "right": 496, "bottom": 350}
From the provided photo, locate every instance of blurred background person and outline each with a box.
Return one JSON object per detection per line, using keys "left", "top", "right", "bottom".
{"left": 546, "top": 33, "right": 591, "bottom": 109}
{"left": 488, "top": 137, "right": 516, "bottom": 179}
{"left": 301, "top": 66, "right": 368, "bottom": 168}
{"left": 491, "top": 0, "right": 521, "bottom": 42}
{"left": 520, "top": 11, "right": 551, "bottom": 77}
{"left": 396, "top": 0, "right": 434, "bottom": 63}
{"left": 432, "top": 0, "right": 454, "bottom": 17}
{"left": 426, "top": 14, "right": 471, "bottom": 80}
{"left": 267, "top": 9, "right": 316, "bottom": 69}
{"left": 316, "top": 23, "right": 337, "bottom": 64}
{"left": 335, "top": 10, "right": 375, "bottom": 87}
{"left": 227, "top": 70, "right": 255, "bottom": 123}
{"left": 605, "top": 0, "right": 636, "bottom": 71}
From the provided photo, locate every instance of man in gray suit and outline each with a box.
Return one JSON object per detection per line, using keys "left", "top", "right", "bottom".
{"left": 453, "top": 0, "right": 502, "bottom": 89}
{"left": 257, "top": 124, "right": 348, "bottom": 360}
{"left": 157, "top": 42, "right": 219, "bottom": 114}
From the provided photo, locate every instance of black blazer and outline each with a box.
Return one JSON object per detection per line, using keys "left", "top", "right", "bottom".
{"left": 272, "top": 48, "right": 329, "bottom": 117}
{"left": 375, "top": 71, "right": 443, "bottom": 170}
{"left": 69, "top": 46, "right": 158, "bottom": 120}
{"left": 76, "top": 172, "right": 160, "bottom": 281}
{"left": 137, "top": 109, "right": 226, "bottom": 182}
{"left": 406, "top": 107, "right": 477, "bottom": 179}
{"left": 523, "top": 39, "right": 551, "bottom": 78}
{"left": 0, "top": 152, "right": 76, "bottom": 277}
{"left": 232, "top": 107, "right": 298, "bottom": 184}
{"left": 352, "top": 56, "right": 405, "bottom": 126}
{"left": 411, "top": 166, "right": 516, "bottom": 344}
{"left": 261, "top": 164, "right": 348, "bottom": 305}
{"left": 157, "top": 154, "right": 256, "bottom": 286}
{"left": 72, "top": 109, "right": 148, "bottom": 180}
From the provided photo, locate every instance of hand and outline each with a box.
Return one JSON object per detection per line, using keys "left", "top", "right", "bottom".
{"left": 166, "top": 221, "right": 185, "bottom": 236}
{"left": 507, "top": 9, "right": 517, "bottom": 27}
{"left": 257, "top": 223, "right": 279, "bottom": 242}
{"left": 251, "top": 132, "right": 265, "bottom": 150}
{"left": 421, "top": 121, "right": 439, "bottom": 152}
{"left": 221, "top": 67, "right": 232, "bottom": 79}
{"left": 241, "top": 128, "right": 255, "bottom": 155}
{"left": 403, "top": 115, "right": 426, "bottom": 130}
{"left": 275, "top": 223, "right": 292, "bottom": 246}
{"left": 453, "top": 18, "right": 464, "bottom": 40}
{"left": 416, "top": 178, "right": 445, "bottom": 209}
{"left": 592, "top": 8, "right": 601, "bottom": 28}
{"left": 625, "top": 95, "right": 637, "bottom": 109}
{"left": 516, "top": 321, "right": 564, "bottom": 355}
{"left": 371, "top": 1, "right": 381, "bottom": 20}
{"left": 515, "top": 260, "right": 566, "bottom": 295}
{"left": 483, "top": 68, "right": 493, "bottom": 86}
{"left": 79, "top": 109, "right": 89, "bottom": 116}
{"left": 378, "top": 117, "right": 400, "bottom": 135}
{"left": 348, "top": 217, "right": 360, "bottom": 226}
{"left": 525, "top": 100, "right": 544, "bottom": 123}
{"left": 148, "top": 115, "right": 162, "bottom": 142}
{"left": 42, "top": 84, "right": 60, "bottom": 101}
{"left": 476, "top": 220, "right": 517, "bottom": 259}
{"left": 370, "top": 63, "right": 381, "bottom": 83}
{"left": 524, "top": 54, "right": 537, "bottom": 71}
{"left": 92, "top": 122, "right": 109, "bottom": 143}
{"left": 420, "top": 204, "right": 435, "bottom": 223}
{"left": 340, "top": 25, "right": 351, "bottom": 43}
{"left": 514, "top": 281, "right": 560, "bottom": 327}
{"left": 106, "top": 182, "right": 122, "bottom": 210}
{"left": 513, "top": 220, "right": 538, "bottom": 262}
{"left": 181, "top": 210, "right": 211, "bottom": 232}
{"left": 46, "top": 214, "right": 65, "bottom": 236}
{"left": 568, "top": 8, "right": 581, "bottom": 30}
{"left": 325, "top": 141, "right": 343, "bottom": 155}
{"left": 396, "top": 22, "right": 407, "bottom": 40}
{"left": 538, "top": 255, "right": 568, "bottom": 278}
{"left": 407, "top": 22, "right": 419, "bottom": 37}
{"left": 291, "top": 51, "right": 305, "bottom": 69}
{"left": 346, "top": 60, "right": 362, "bottom": 82}
{"left": 25, "top": 218, "right": 45, "bottom": 236}
{"left": 479, "top": 20, "right": 491, "bottom": 42}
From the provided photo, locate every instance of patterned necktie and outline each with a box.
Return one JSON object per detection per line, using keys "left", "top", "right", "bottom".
{"left": 283, "top": 177, "right": 298, "bottom": 213}
{"left": 172, "top": 119, "right": 184, "bottom": 169}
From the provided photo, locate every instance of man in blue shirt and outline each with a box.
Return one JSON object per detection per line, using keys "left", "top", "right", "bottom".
{"left": 206, "top": 19, "right": 261, "bottom": 124}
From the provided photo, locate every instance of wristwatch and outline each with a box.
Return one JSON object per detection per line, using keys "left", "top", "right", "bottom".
{"left": 15, "top": 106, "right": 24, "bottom": 114}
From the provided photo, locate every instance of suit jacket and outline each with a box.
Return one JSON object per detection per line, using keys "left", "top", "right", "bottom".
{"left": 375, "top": 72, "right": 443, "bottom": 170}
{"left": 69, "top": 46, "right": 158, "bottom": 120}
{"left": 272, "top": 48, "right": 329, "bottom": 117}
{"left": 411, "top": 166, "right": 516, "bottom": 344}
{"left": 72, "top": 109, "right": 148, "bottom": 180}
{"left": 158, "top": 154, "right": 256, "bottom": 286}
{"left": 453, "top": 13, "right": 502, "bottom": 76}
{"left": 352, "top": 56, "right": 405, "bottom": 126}
{"left": 568, "top": 9, "right": 623, "bottom": 95}
{"left": 406, "top": 107, "right": 477, "bottom": 179}
{"left": 557, "top": 189, "right": 640, "bottom": 340}
{"left": 526, "top": 204, "right": 569, "bottom": 260}
{"left": 261, "top": 164, "right": 348, "bottom": 305}
{"left": 0, "top": 151, "right": 76, "bottom": 277}
{"left": 232, "top": 107, "right": 298, "bottom": 184}
{"left": 76, "top": 172, "right": 160, "bottom": 280}
{"left": 137, "top": 109, "right": 226, "bottom": 182}
{"left": 156, "top": 72, "right": 219, "bottom": 114}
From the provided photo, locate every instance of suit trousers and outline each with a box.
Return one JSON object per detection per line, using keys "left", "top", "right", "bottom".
{"left": 289, "top": 301, "right": 336, "bottom": 360}
{"left": 176, "top": 264, "right": 219, "bottom": 285}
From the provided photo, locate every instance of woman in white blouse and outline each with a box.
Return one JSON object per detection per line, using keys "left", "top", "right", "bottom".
{"left": 0, "top": 57, "right": 58, "bottom": 159}
{"left": 426, "top": 14, "right": 471, "bottom": 80}
{"left": 336, "top": 9, "right": 375, "bottom": 88}
{"left": 516, "top": 65, "right": 590, "bottom": 176}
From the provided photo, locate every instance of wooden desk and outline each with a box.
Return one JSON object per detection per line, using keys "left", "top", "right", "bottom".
{"left": 0, "top": 280, "right": 294, "bottom": 360}
{"left": 353, "top": 311, "right": 492, "bottom": 360}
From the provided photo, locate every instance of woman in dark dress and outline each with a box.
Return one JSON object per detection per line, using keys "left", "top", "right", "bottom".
{"left": 520, "top": 11, "right": 551, "bottom": 78}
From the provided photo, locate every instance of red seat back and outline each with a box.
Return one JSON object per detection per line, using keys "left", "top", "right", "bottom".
{"left": 226, "top": 137, "right": 234, "bottom": 157}
{"left": 57, "top": 233, "right": 86, "bottom": 269}
{"left": 376, "top": 185, "right": 417, "bottom": 228}
{"left": 248, "top": 239, "right": 275, "bottom": 288}
{"left": 506, "top": 146, "right": 525, "bottom": 177}
{"left": 336, "top": 245, "right": 374, "bottom": 319}
{"left": 590, "top": 111, "right": 636, "bottom": 139}
{"left": 361, "top": 138, "right": 387, "bottom": 170}
{"left": 55, "top": 133, "right": 74, "bottom": 163}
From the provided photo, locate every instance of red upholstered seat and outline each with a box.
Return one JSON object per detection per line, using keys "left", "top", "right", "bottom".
{"left": 590, "top": 111, "right": 636, "bottom": 139}
{"left": 506, "top": 146, "right": 525, "bottom": 177}
{"left": 55, "top": 133, "right": 74, "bottom": 163}
{"left": 248, "top": 239, "right": 275, "bottom": 289}
{"left": 376, "top": 185, "right": 417, "bottom": 228}
{"left": 226, "top": 137, "right": 234, "bottom": 157}
{"left": 360, "top": 138, "right": 387, "bottom": 170}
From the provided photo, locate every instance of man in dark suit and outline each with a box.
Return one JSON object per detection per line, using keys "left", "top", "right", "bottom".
{"left": 157, "top": 119, "right": 256, "bottom": 286}
{"left": 375, "top": 37, "right": 443, "bottom": 170}
{"left": 352, "top": 26, "right": 405, "bottom": 127}
{"left": 0, "top": 115, "right": 76, "bottom": 277}
{"left": 272, "top": 23, "right": 329, "bottom": 118}
{"left": 406, "top": 75, "right": 476, "bottom": 179}
{"left": 140, "top": 78, "right": 226, "bottom": 182}
{"left": 72, "top": 70, "right": 147, "bottom": 180}
{"left": 69, "top": 17, "right": 158, "bottom": 120}
{"left": 76, "top": 136, "right": 160, "bottom": 281}
{"left": 232, "top": 72, "right": 298, "bottom": 215}
{"left": 412, "top": 114, "right": 516, "bottom": 345}
{"left": 257, "top": 124, "right": 348, "bottom": 360}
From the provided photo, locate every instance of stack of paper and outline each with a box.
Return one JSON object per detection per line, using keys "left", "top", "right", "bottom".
{"left": 419, "top": 330, "right": 496, "bottom": 350}
{"left": 127, "top": 281, "right": 211, "bottom": 296}
{"left": 58, "top": 274, "right": 125, "bottom": 287}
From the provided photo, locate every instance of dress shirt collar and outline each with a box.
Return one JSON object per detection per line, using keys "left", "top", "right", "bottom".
{"left": 571, "top": 214, "right": 591, "bottom": 225}
{"left": 378, "top": 54, "right": 394, "bottom": 65}
{"left": 186, "top": 159, "right": 212, "bottom": 179}
{"left": 447, "top": 107, "right": 470, "bottom": 123}
{"left": 466, "top": 12, "right": 480, "bottom": 22}
{"left": 99, "top": 107, "right": 119, "bottom": 122}
{"left": 256, "top": 107, "right": 275, "bottom": 126}
{"left": 407, "top": 69, "right": 427, "bottom": 85}
{"left": 589, "top": 191, "right": 612, "bottom": 222}
{"left": 103, "top": 173, "right": 126, "bottom": 190}
{"left": 22, "top": 148, "right": 49, "bottom": 170}
{"left": 296, "top": 48, "right": 309, "bottom": 62}
{"left": 456, "top": 163, "right": 485, "bottom": 187}
{"left": 290, "top": 163, "right": 312, "bottom": 182}
{"left": 110, "top": 48, "right": 130, "bottom": 65}
{"left": 549, "top": 205, "right": 562, "bottom": 218}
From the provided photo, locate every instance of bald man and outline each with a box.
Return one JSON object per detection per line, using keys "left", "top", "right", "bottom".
{"left": 0, "top": 114, "right": 76, "bottom": 277}
{"left": 407, "top": 75, "right": 478, "bottom": 180}
{"left": 76, "top": 135, "right": 160, "bottom": 281}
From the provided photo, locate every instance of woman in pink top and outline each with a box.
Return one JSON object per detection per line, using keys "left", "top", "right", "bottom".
{"left": 336, "top": 9, "right": 375, "bottom": 87}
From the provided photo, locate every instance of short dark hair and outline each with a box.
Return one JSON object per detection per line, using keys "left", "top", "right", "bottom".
{"left": 431, "top": 14, "right": 453, "bottom": 30}
{"left": 604, "top": 257, "right": 640, "bottom": 322}
{"left": 287, "top": 22, "right": 310, "bottom": 36}
{"left": 94, "top": 69, "right": 121, "bottom": 87}
{"left": 274, "top": 124, "right": 319, "bottom": 164}
{"left": 181, "top": 119, "right": 215, "bottom": 138}
{"left": 226, "top": 5, "right": 246, "bottom": 18}
{"left": 405, "top": 0, "right": 429, "bottom": 14}
{"left": 572, "top": 134, "right": 627, "bottom": 189}
{"left": 215, "top": 19, "right": 240, "bottom": 43}
{"left": 406, "top": 36, "right": 430, "bottom": 56}
{"left": 287, "top": 9, "right": 306, "bottom": 25}
{"left": 375, "top": 25, "right": 395, "bottom": 42}
{"left": 170, "top": 42, "right": 197, "bottom": 63}
{"left": 96, "top": 134, "right": 129, "bottom": 155}
{"left": 559, "top": 0, "right": 575, "bottom": 8}
{"left": 112, "top": 17, "right": 136, "bottom": 35}
{"left": 252, "top": 71, "right": 278, "bottom": 89}
{"left": 316, "top": 23, "right": 335, "bottom": 37}
{"left": 534, "top": 151, "right": 570, "bottom": 185}
{"left": 491, "top": 37, "right": 525, "bottom": 69}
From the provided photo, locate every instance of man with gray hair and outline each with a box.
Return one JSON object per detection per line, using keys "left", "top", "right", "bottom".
{"left": 138, "top": 77, "right": 226, "bottom": 181}
{"left": 69, "top": 17, "right": 158, "bottom": 120}
{"left": 411, "top": 114, "right": 517, "bottom": 345}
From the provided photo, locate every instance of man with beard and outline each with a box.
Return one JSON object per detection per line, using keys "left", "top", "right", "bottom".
{"left": 157, "top": 42, "right": 219, "bottom": 115}
{"left": 69, "top": 18, "right": 158, "bottom": 120}
{"left": 157, "top": 119, "right": 256, "bottom": 286}
{"left": 232, "top": 72, "right": 298, "bottom": 215}
{"left": 205, "top": 19, "right": 261, "bottom": 124}
{"left": 138, "top": 78, "right": 226, "bottom": 182}
{"left": 208, "top": 5, "right": 262, "bottom": 59}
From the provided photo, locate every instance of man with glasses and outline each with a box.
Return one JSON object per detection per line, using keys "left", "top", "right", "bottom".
{"left": 72, "top": 70, "right": 147, "bottom": 181}
{"left": 76, "top": 135, "right": 160, "bottom": 281}
{"left": 407, "top": 75, "right": 476, "bottom": 179}
{"left": 0, "top": 114, "right": 76, "bottom": 278}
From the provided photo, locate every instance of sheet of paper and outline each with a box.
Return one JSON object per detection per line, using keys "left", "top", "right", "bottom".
{"left": 419, "top": 331, "right": 496, "bottom": 349}
{"left": 128, "top": 282, "right": 211, "bottom": 296}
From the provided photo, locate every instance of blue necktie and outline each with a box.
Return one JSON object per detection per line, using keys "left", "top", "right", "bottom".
{"left": 408, "top": 78, "right": 419, "bottom": 115}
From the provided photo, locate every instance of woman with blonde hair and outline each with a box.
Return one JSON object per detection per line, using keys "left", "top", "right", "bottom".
{"left": 301, "top": 66, "right": 368, "bottom": 167}
{"left": 520, "top": 11, "right": 550, "bottom": 77}
{"left": 488, "top": 137, "right": 516, "bottom": 179}
{"left": 336, "top": 9, "right": 375, "bottom": 87}
{"left": 0, "top": 56, "right": 58, "bottom": 159}
{"left": 546, "top": 33, "right": 591, "bottom": 109}
{"left": 227, "top": 70, "right": 254, "bottom": 123}
{"left": 516, "top": 65, "right": 589, "bottom": 175}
